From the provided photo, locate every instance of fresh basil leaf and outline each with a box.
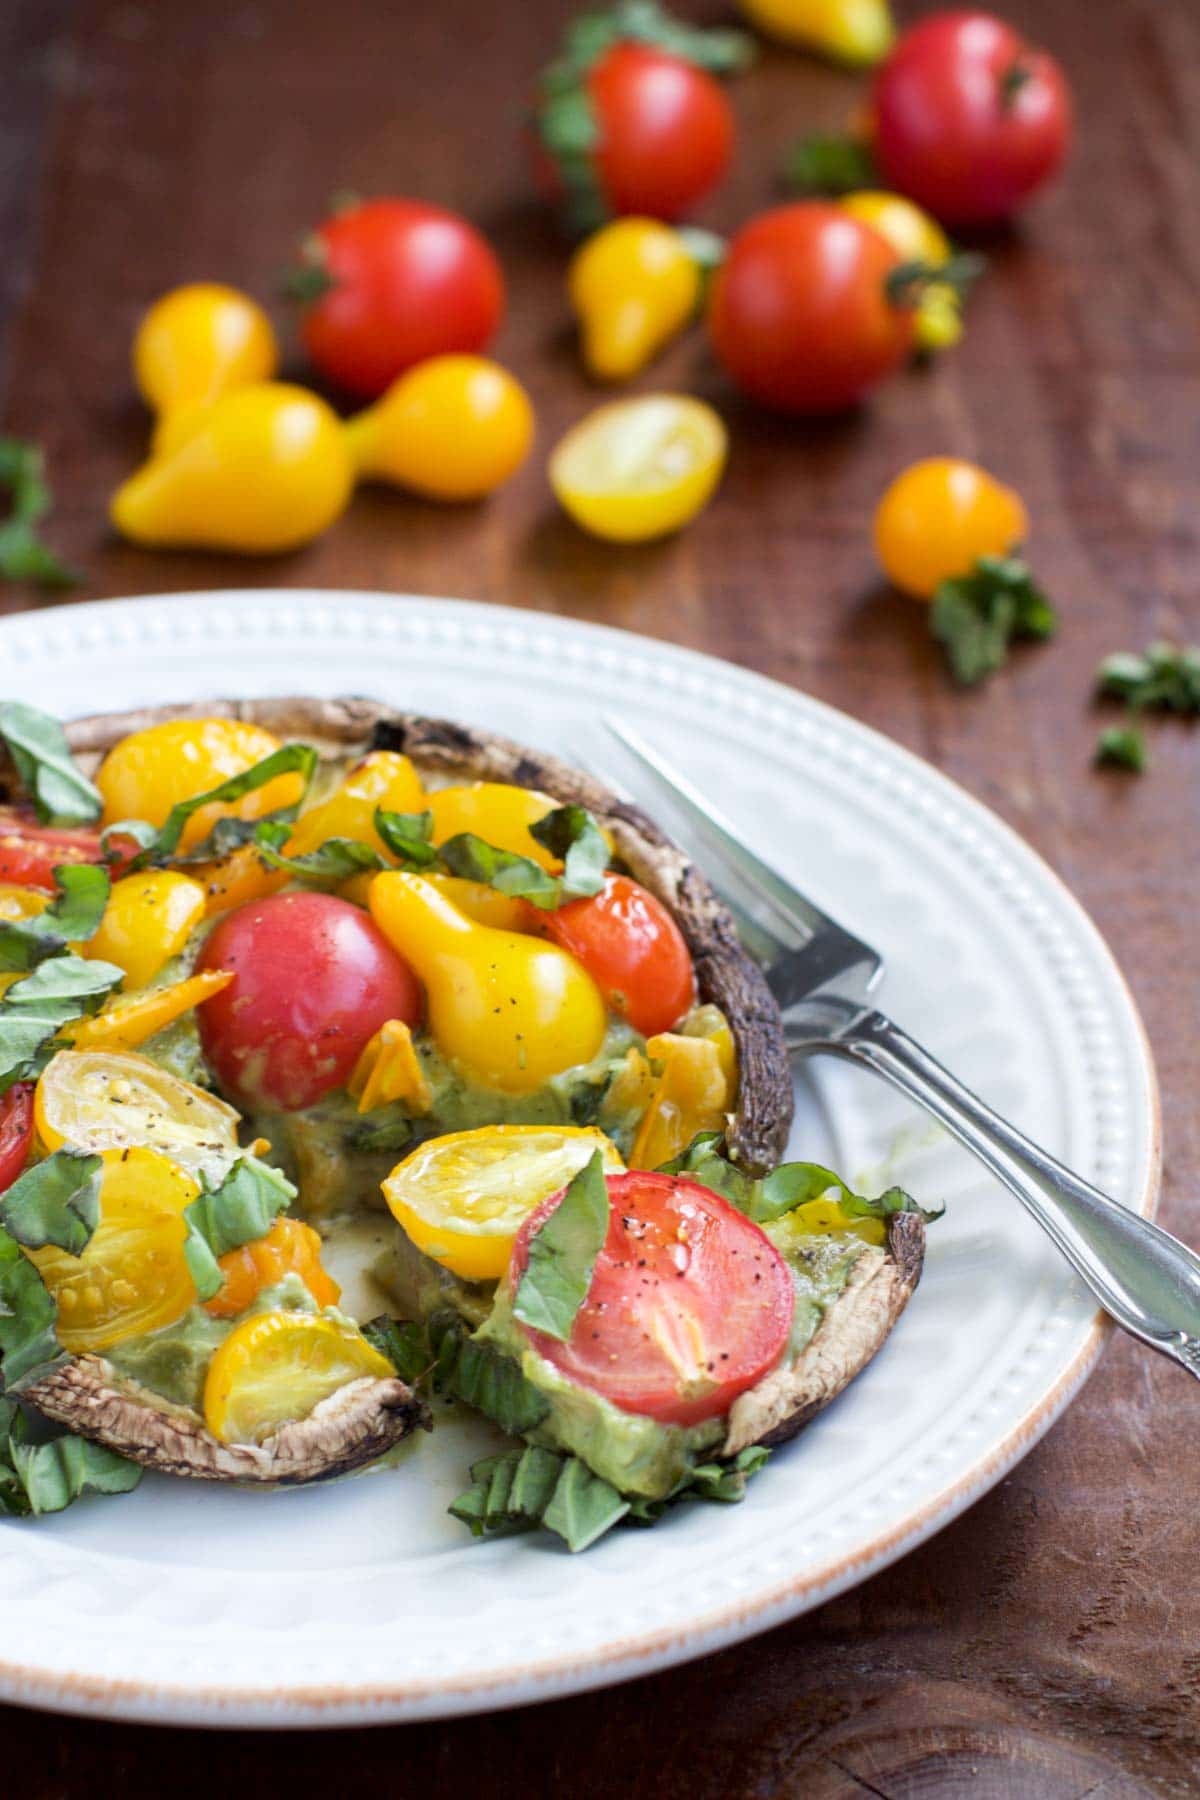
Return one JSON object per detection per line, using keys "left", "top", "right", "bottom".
{"left": 101, "top": 819, "right": 158, "bottom": 858}
{"left": 135, "top": 742, "right": 318, "bottom": 865}
{"left": 0, "top": 1226, "right": 61, "bottom": 1391}
{"left": 0, "top": 953, "right": 123, "bottom": 1092}
{"left": 0, "top": 864, "right": 110, "bottom": 974}
{"left": 182, "top": 1156, "right": 297, "bottom": 1303}
{"left": 785, "top": 131, "right": 878, "bottom": 195}
{"left": 373, "top": 808, "right": 440, "bottom": 868}
{"left": 627, "top": 1445, "right": 771, "bottom": 1520}
{"left": 1095, "top": 641, "right": 1200, "bottom": 714}
{"left": 513, "top": 1150, "right": 609, "bottom": 1342}
{"left": 542, "top": 1455, "right": 629, "bottom": 1551}
{"left": 454, "top": 1337, "right": 552, "bottom": 1434}
{"left": 256, "top": 833, "right": 386, "bottom": 889}
{"left": 528, "top": 805, "right": 609, "bottom": 902}
{"left": 360, "top": 1315, "right": 431, "bottom": 1387}
{"left": 0, "top": 701, "right": 101, "bottom": 825}
{"left": 659, "top": 1133, "right": 944, "bottom": 1228}
{"left": 930, "top": 556, "right": 1058, "bottom": 687}
{"left": 8, "top": 1430, "right": 142, "bottom": 1516}
{"left": 437, "top": 833, "right": 559, "bottom": 908}
{"left": 0, "top": 1149, "right": 101, "bottom": 1255}
{"left": 1095, "top": 725, "right": 1148, "bottom": 773}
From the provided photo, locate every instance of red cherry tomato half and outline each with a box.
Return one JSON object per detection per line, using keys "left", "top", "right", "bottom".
{"left": 511, "top": 1171, "right": 793, "bottom": 1428}
{"left": 196, "top": 891, "right": 423, "bottom": 1112}
{"left": 299, "top": 199, "right": 506, "bottom": 400}
{"left": 540, "top": 875, "right": 695, "bottom": 1038}
{"left": 872, "top": 11, "right": 1073, "bottom": 227}
{"left": 0, "top": 808, "right": 112, "bottom": 891}
{"left": 708, "top": 202, "right": 915, "bottom": 415}
{"left": 587, "top": 43, "right": 735, "bottom": 222}
{"left": 0, "top": 1084, "right": 34, "bottom": 1196}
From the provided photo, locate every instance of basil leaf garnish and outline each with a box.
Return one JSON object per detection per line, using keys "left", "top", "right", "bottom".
{"left": 0, "top": 864, "right": 110, "bottom": 974}
{"left": 255, "top": 834, "right": 386, "bottom": 889}
{"left": 6, "top": 1428, "right": 142, "bottom": 1516}
{"left": 0, "top": 953, "right": 123, "bottom": 1093}
{"left": 0, "top": 701, "right": 101, "bottom": 826}
{"left": 658, "top": 1132, "right": 944, "bottom": 1228}
{"left": 132, "top": 742, "right": 318, "bottom": 866}
{"left": 0, "top": 1149, "right": 102, "bottom": 1255}
{"left": 512, "top": 1150, "right": 609, "bottom": 1343}
{"left": 930, "top": 555, "right": 1057, "bottom": 687}
{"left": 528, "top": 804, "right": 609, "bottom": 901}
{"left": 182, "top": 1156, "right": 298, "bottom": 1302}
{"left": 453, "top": 1337, "right": 551, "bottom": 1434}
{"left": 0, "top": 1226, "right": 61, "bottom": 1391}
{"left": 436, "top": 833, "right": 560, "bottom": 909}
{"left": 373, "top": 808, "right": 440, "bottom": 868}
{"left": 360, "top": 1315, "right": 431, "bottom": 1387}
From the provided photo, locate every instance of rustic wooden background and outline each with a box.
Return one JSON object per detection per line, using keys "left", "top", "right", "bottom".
{"left": 2, "top": 0, "right": 1198, "bottom": 1791}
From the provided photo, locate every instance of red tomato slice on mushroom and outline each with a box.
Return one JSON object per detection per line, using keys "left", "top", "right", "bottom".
{"left": 510, "top": 1170, "right": 794, "bottom": 1428}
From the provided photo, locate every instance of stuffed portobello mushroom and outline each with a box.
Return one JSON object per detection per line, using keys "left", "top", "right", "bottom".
{"left": 0, "top": 697, "right": 930, "bottom": 1542}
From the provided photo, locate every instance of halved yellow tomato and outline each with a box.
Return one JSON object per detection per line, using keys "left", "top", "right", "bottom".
{"left": 382, "top": 1124, "right": 625, "bottom": 1282}
{"left": 35, "top": 1048, "right": 241, "bottom": 1182}
{"left": 550, "top": 395, "right": 727, "bottom": 543}
{"left": 84, "top": 869, "right": 207, "bottom": 989}
{"left": 26, "top": 1146, "right": 199, "bottom": 1352}
{"left": 286, "top": 751, "right": 425, "bottom": 859}
{"left": 203, "top": 1311, "right": 393, "bottom": 1445}
{"left": 426, "top": 783, "right": 560, "bottom": 871}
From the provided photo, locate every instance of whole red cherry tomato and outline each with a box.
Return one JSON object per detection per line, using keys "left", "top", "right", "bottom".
{"left": 532, "top": 10, "right": 748, "bottom": 227}
{"left": 294, "top": 199, "right": 505, "bottom": 400}
{"left": 708, "top": 202, "right": 915, "bottom": 414}
{"left": 540, "top": 875, "right": 695, "bottom": 1037}
{"left": 0, "top": 1085, "right": 34, "bottom": 1195}
{"left": 511, "top": 1171, "right": 794, "bottom": 1428}
{"left": 0, "top": 808, "right": 111, "bottom": 891}
{"left": 196, "top": 891, "right": 422, "bottom": 1112}
{"left": 872, "top": 12, "right": 1072, "bottom": 227}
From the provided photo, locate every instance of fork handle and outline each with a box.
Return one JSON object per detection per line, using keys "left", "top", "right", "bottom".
{"left": 802, "top": 1009, "right": 1200, "bottom": 1378}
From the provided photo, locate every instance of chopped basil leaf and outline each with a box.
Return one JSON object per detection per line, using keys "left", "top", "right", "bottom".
{"left": 0, "top": 701, "right": 101, "bottom": 825}
{"left": 930, "top": 556, "right": 1058, "bottom": 686}
{"left": 0, "top": 1226, "right": 61, "bottom": 1391}
{"left": 372, "top": 808, "right": 440, "bottom": 868}
{"left": 437, "top": 833, "right": 559, "bottom": 908}
{"left": 0, "top": 1149, "right": 101, "bottom": 1255}
{"left": 0, "top": 864, "right": 110, "bottom": 974}
{"left": 1095, "top": 641, "right": 1200, "bottom": 713}
{"left": 360, "top": 1315, "right": 431, "bottom": 1387}
{"left": 528, "top": 804, "right": 609, "bottom": 901}
{"left": 1095, "top": 725, "right": 1148, "bottom": 773}
{"left": 135, "top": 742, "right": 318, "bottom": 866}
{"left": 785, "top": 131, "right": 878, "bottom": 195}
{"left": 628, "top": 1445, "right": 771, "bottom": 1518}
{"left": 256, "top": 833, "right": 386, "bottom": 888}
{"left": 182, "top": 1156, "right": 297, "bottom": 1303}
{"left": 659, "top": 1132, "right": 944, "bottom": 1228}
{"left": 512, "top": 1150, "right": 609, "bottom": 1342}
{"left": 542, "top": 1455, "right": 630, "bottom": 1550}
{"left": 454, "top": 1337, "right": 552, "bottom": 1434}
{"left": 7, "top": 1425, "right": 142, "bottom": 1517}
{"left": 0, "top": 953, "right": 123, "bottom": 1093}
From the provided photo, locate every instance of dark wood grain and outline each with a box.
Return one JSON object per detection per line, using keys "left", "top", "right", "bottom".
{"left": 2, "top": 0, "right": 1198, "bottom": 1792}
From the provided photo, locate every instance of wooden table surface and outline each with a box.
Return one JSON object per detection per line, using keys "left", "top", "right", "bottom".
{"left": 2, "top": 0, "right": 1197, "bottom": 1791}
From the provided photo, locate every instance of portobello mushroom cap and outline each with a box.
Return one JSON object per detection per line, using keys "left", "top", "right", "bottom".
{"left": 11, "top": 700, "right": 917, "bottom": 1480}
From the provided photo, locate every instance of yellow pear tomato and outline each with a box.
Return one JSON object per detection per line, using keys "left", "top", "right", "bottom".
{"left": 426, "top": 782, "right": 560, "bottom": 871}
{"left": 383, "top": 1124, "right": 625, "bottom": 1281}
{"left": 95, "top": 718, "right": 304, "bottom": 854}
{"left": 84, "top": 869, "right": 207, "bottom": 988}
{"left": 550, "top": 395, "right": 727, "bottom": 543}
{"left": 286, "top": 751, "right": 425, "bottom": 858}
{"left": 874, "top": 457, "right": 1029, "bottom": 600}
{"left": 25, "top": 1146, "right": 199, "bottom": 1353}
{"left": 568, "top": 218, "right": 702, "bottom": 382}
{"left": 345, "top": 355, "right": 534, "bottom": 501}
{"left": 134, "top": 283, "right": 278, "bottom": 422}
{"left": 737, "top": 0, "right": 894, "bottom": 63}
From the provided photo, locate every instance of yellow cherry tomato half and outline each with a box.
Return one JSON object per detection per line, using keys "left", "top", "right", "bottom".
{"left": 345, "top": 355, "right": 535, "bottom": 502}
{"left": 84, "top": 869, "right": 207, "bottom": 989}
{"left": 134, "top": 283, "right": 279, "bottom": 421}
{"left": 874, "top": 457, "right": 1029, "bottom": 600}
{"left": 35, "top": 1048, "right": 242, "bottom": 1183}
{"left": 550, "top": 394, "right": 727, "bottom": 543}
{"left": 25, "top": 1146, "right": 199, "bottom": 1353}
{"left": 203, "top": 1311, "right": 394, "bottom": 1445}
{"left": 96, "top": 717, "right": 303, "bottom": 854}
{"left": 383, "top": 1124, "right": 626, "bottom": 1282}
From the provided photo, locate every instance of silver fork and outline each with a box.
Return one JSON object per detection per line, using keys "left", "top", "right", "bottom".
{"left": 604, "top": 717, "right": 1200, "bottom": 1381}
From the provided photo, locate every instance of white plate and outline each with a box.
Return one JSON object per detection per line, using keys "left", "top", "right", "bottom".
{"left": 0, "top": 591, "right": 1158, "bottom": 1728}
